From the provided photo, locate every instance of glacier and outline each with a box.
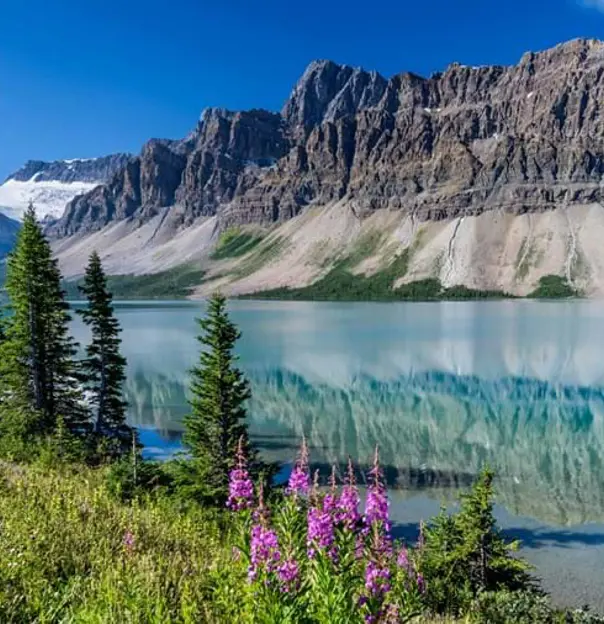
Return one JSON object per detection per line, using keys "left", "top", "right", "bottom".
{"left": 0, "top": 177, "right": 98, "bottom": 221}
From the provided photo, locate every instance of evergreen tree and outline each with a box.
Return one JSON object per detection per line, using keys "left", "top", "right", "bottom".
{"left": 453, "top": 468, "right": 531, "bottom": 592}
{"left": 179, "top": 292, "right": 263, "bottom": 504}
{"left": 420, "top": 468, "right": 533, "bottom": 614}
{"left": 78, "top": 251, "right": 132, "bottom": 457}
{"left": 0, "top": 205, "right": 88, "bottom": 448}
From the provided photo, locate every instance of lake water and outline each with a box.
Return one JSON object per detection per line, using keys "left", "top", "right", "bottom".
{"left": 70, "top": 299, "right": 604, "bottom": 610}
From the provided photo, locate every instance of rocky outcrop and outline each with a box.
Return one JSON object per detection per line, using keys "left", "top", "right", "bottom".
{"left": 51, "top": 38, "right": 604, "bottom": 238}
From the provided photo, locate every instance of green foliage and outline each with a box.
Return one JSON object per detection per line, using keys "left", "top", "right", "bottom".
{"left": 247, "top": 260, "right": 510, "bottom": 302}
{"left": 104, "top": 454, "right": 174, "bottom": 502}
{"left": 78, "top": 251, "right": 133, "bottom": 457}
{"left": 420, "top": 468, "right": 533, "bottom": 615}
{"left": 211, "top": 228, "right": 264, "bottom": 260}
{"left": 527, "top": 275, "right": 579, "bottom": 299}
{"left": 469, "top": 590, "right": 604, "bottom": 623}
{"left": 63, "top": 264, "right": 207, "bottom": 300}
{"left": 177, "top": 292, "right": 264, "bottom": 505}
{"left": 0, "top": 461, "right": 600, "bottom": 623}
{"left": 0, "top": 205, "right": 89, "bottom": 452}
{"left": 0, "top": 461, "right": 242, "bottom": 623}
{"left": 234, "top": 236, "right": 285, "bottom": 279}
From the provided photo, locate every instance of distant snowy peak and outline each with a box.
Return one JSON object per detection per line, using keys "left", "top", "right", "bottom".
{"left": 6, "top": 154, "right": 131, "bottom": 184}
{"left": 0, "top": 153, "right": 131, "bottom": 221}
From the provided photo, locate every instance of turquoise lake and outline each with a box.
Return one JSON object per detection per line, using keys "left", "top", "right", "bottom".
{"left": 70, "top": 299, "right": 604, "bottom": 609}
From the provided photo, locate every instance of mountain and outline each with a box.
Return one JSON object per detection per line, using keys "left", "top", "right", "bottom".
{"left": 50, "top": 39, "right": 604, "bottom": 296}
{"left": 0, "top": 154, "right": 131, "bottom": 221}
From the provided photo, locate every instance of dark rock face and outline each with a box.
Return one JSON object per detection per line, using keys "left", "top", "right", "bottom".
{"left": 52, "top": 38, "right": 604, "bottom": 238}
{"left": 7, "top": 154, "right": 131, "bottom": 184}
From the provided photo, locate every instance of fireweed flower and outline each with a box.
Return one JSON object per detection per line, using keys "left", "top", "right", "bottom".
{"left": 226, "top": 437, "right": 254, "bottom": 511}
{"left": 336, "top": 458, "right": 361, "bottom": 530}
{"left": 396, "top": 545, "right": 410, "bottom": 571}
{"left": 307, "top": 503, "right": 335, "bottom": 559}
{"left": 364, "top": 448, "right": 391, "bottom": 538}
{"left": 277, "top": 558, "right": 300, "bottom": 593}
{"left": 365, "top": 560, "right": 392, "bottom": 595}
{"left": 122, "top": 529, "right": 135, "bottom": 553}
{"left": 286, "top": 437, "right": 310, "bottom": 496}
{"left": 323, "top": 466, "right": 338, "bottom": 514}
{"left": 417, "top": 520, "right": 426, "bottom": 550}
{"left": 249, "top": 524, "right": 281, "bottom": 582}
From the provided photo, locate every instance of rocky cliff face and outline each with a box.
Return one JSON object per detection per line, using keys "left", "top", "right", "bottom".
{"left": 51, "top": 38, "right": 604, "bottom": 238}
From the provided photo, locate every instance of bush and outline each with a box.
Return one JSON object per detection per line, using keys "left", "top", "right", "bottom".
{"left": 105, "top": 455, "right": 174, "bottom": 501}
{"left": 470, "top": 590, "right": 554, "bottom": 623}
{"left": 527, "top": 275, "right": 579, "bottom": 299}
{"left": 469, "top": 590, "right": 604, "bottom": 624}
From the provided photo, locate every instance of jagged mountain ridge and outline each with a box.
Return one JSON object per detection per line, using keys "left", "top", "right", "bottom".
{"left": 0, "top": 154, "right": 131, "bottom": 221}
{"left": 52, "top": 38, "right": 604, "bottom": 239}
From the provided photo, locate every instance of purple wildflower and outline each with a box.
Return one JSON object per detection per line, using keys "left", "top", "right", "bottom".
{"left": 396, "top": 545, "right": 410, "bottom": 571}
{"left": 253, "top": 481, "right": 269, "bottom": 524}
{"left": 277, "top": 558, "right": 300, "bottom": 593}
{"left": 382, "top": 601, "right": 400, "bottom": 623}
{"left": 336, "top": 458, "right": 361, "bottom": 530}
{"left": 249, "top": 523, "right": 281, "bottom": 582}
{"left": 286, "top": 437, "right": 310, "bottom": 497}
{"left": 364, "top": 448, "right": 391, "bottom": 535}
{"left": 417, "top": 520, "right": 426, "bottom": 550}
{"left": 355, "top": 535, "right": 365, "bottom": 560}
{"left": 323, "top": 466, "right": 338, "bottom": 514}
{"left": 417, "top": 572, "right": 425, "bottom": 594}
{"left": 122, "top": 529, "right": 135, "bottom": 554}
{"left": 307, "top": 504, "right": 335, "bottom": 559}
{"left": 226, "top": 437, "right": 254, "bottom": 511}
{"left": 364, "top": 560, "right": 391, "bottom": 596}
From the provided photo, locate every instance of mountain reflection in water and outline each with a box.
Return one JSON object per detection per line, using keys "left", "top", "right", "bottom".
{"left": 70, "top": 299, "right": 604, "bottom": 526}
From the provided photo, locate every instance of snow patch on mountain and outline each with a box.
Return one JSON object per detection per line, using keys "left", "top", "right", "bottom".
{"left": 0, "top": 178, "right": 98, "bottom": 221}
{"left": 0, "top": 153, "right": 131, "bottom": 221}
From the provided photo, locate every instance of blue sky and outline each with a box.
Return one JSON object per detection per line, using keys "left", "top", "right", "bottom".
{"left": 1, "top": 0, "right": 603, "bottom": 180}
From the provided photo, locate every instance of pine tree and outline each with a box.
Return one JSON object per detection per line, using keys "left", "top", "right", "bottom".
{"left": 454, "top": 468, "right": 531, "bottom": 592}
{"left": 78, "top": 251, "right": 132, "bottom": 457}
{"left": 0, "top": 205, "right": 89, "bottom": 448}
{"left": 180, "top": 292, "right": 262, "bottom": 504}
{"left": 420, "top": 468, "right": 533, "bottom": 613}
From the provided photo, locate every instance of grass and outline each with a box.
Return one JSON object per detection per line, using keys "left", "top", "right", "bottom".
{"left": 63, "top": 265, "right": 207, "bottom": 300}
{"left": 1, "top": 461, "right": 600, "bottom": 623}
{"left": 0, "top": 461, "right": 242, "bottom": 623}
{"left": 527, "top": 275, "right": 580, "bottom": 299}
{"left": 233, "top": 236, "right": 285, "bottom": 279}
{"left": 211, "top": 228, "right": 264, "bottom": 261}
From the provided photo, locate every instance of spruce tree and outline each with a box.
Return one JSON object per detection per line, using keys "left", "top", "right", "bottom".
{"left": 0, "top": 205, "right": 88, "bottom": 448}
{"left": 78, "top": 251, "right": 132, "bottom": 457}
{"left": 180, "top": 292, "right": 261, "bottom": 504}
{"left": 421, "top": 468, "right": 533, "bottom": 613}
{"left": 454, "top": 468, "right": 531, "bottom": 592}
